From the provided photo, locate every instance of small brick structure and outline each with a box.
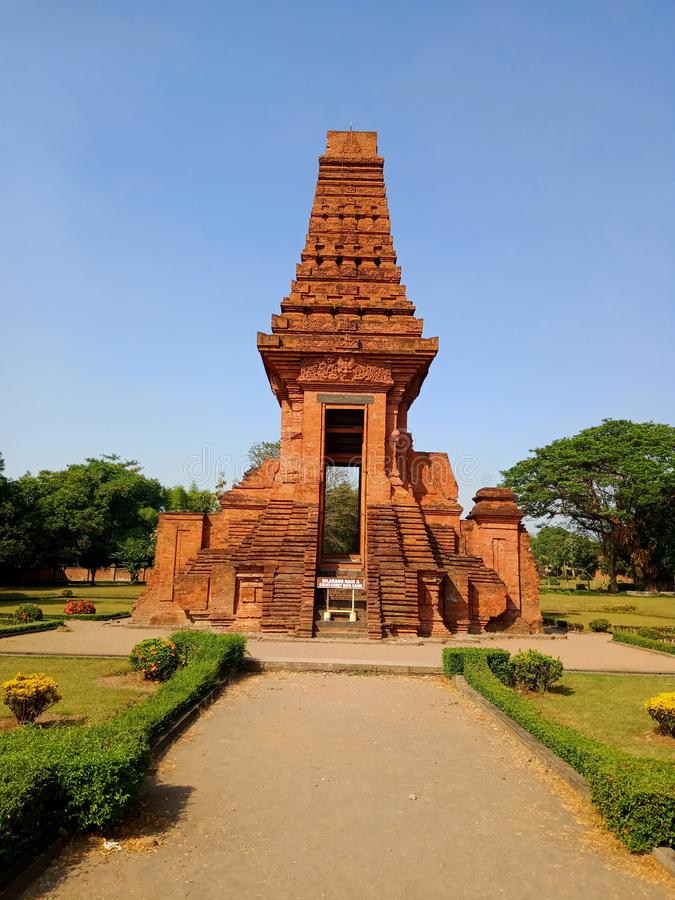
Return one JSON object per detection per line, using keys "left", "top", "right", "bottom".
{"left": 134, "top": 131, "right": 541, "bottom": 637}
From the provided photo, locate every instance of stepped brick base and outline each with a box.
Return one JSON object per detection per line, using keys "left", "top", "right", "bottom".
{"left": 133, "top": 130, "right": 542, "bottom": 636}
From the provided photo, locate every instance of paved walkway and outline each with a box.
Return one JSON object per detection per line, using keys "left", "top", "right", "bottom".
{"left": 26, "top": 673, "right": 669, "bottom": 899}
{"left": 2, "top": 621, "right": 675, "bottom": 674}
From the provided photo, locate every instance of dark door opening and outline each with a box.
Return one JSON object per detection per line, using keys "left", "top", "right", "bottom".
{"left": 321, "top": 408, "right": 364, "bottom": 560}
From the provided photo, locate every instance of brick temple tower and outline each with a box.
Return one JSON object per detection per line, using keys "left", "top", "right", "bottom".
{"left": 134, "top": 130, "right": 541, "bottom": 636}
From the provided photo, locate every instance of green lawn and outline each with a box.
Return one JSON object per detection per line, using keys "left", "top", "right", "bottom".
{"left": 0, "top": 583, "right": 141, "bottom": 616}
{"left": 0, "top": 656, "right": 152, "bottom": 725}
{"left": 524, "top": 672, "right": 675, "bottom": 762}
{"left": 540, "top": 591, "right": 675, "bottom": 629}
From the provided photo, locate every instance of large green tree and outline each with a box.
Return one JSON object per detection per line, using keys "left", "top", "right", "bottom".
{"left": 0, "top": 453, "right": 34, "bottom": 569}
{"left": 530, "top": 526, "right": 599, "bottom": 582}
{"left": 502, "top": 419, "right": 675, "bottom": 592}
{"left": 13, "top": 455, "right": 165, "bottom": 582}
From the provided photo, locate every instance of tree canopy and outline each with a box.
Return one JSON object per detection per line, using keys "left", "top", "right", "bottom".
{"left": 165, "top": 482, "right": 218, "bottom": 514}
{"left": 247, "top": 441, "right": 280, "bottom": 469}
{"left": 530, "top": 526, "right": 599, "bottom": 582}
{"left": 502, "top": 419, "right": 675, "bottom": 591}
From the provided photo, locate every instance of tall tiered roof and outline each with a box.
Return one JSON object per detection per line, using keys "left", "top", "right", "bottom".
{"left": 258, "top": 130, "right": 438, "bottom": 406}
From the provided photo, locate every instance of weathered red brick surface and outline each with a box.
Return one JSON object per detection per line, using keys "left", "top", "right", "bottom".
{"left": 134, "top": 131, "right": 541, "bottom": 636}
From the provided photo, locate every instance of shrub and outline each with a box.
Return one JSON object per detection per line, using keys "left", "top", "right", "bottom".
{"left": 2, "top": 673, "right": 61, "bottom": 725}
{"left": 129, "top": 638, "right": 180, "bottom": 681}
{"left": 589, "top": 618, "right": 611, "bottom": 632}
{"left": 64, "top": 599, "right": 96, "bottom": 615}
{"left": 555, "top": 619, "right": 568, "bottom": 630}
{"left": 13, "top": 603, "right": 43, "bottom": 624}
{"left": 645, "top": 693, "right": 675, "bottom": 737}
{"left": 0, "top": 631, "right": 246, "bottom": 871}
{"left": 510, "top": 649, "right": 563, "bottom": 693}
{"left": 442, "top": 647, "right": 512, "bottom": 685}
{"left": 613, "top": 631, "right": 675, "bottom": 656}
{"left": 59, "top": 589, "right": 74, "bottom": 598}
{"left": 443, "top": 647, "right": 675, "bottom": 851}
{"left": 636, "top": 627, "right": 675, "bottom": 644}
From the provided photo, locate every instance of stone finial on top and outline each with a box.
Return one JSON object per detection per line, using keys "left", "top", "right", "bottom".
{"left": 325, "top": 130, "right": 378, "bottom": 159}
{"left": 467, "top": 487, "right": 525, "bottom": 522}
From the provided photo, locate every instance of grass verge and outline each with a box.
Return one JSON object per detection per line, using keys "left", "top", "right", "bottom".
{"left": 0, "top": 630, "right": 246, "bottom": 876}
{"left": 523, "top": 673, "right": 675, "bottom": 762}
{"left": 443, "top": 647, "right": 675, "bottom": 852}
{"left": 0, "top": 657, "right": 151, "bottom": 725}
{"left": 540, "top": 591, "right": 675, "bottom": 630}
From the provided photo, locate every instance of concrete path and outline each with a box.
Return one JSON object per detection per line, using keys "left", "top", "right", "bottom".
{"left": 26, "top": 673, "right": 669, "bottom": 899}
{"left": 2, "top": 621, "right": 675, "bottom": 674}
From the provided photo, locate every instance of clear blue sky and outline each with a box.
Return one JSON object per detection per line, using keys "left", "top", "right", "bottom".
{"left": 2, "top": 0, "right": 674, "bottom": 511}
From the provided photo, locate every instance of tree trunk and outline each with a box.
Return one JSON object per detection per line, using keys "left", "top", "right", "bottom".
{"left": 90, "top": 568, "right": 97, "bottom": 585}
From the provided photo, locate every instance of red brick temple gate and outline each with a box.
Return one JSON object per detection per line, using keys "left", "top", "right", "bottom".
{"left": 133, "top": 130, "right": 541, "bottom": 637}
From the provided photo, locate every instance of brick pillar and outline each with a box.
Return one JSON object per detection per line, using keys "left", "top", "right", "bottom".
{"left": 464, "top": 488, "right": 541, "bottom": 631}
{"left": 132, "top": 513, "right": 205, "bottom": 625}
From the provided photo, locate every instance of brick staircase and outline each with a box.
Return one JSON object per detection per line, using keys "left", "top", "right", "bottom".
{"left": 364, "top": 502, "right": 509, "bottom": 634}
{"left": 175, "top": 500, "right": 319, "bottom": 632}
{"left": 366, "top": 505, "right": 416, "bottom": 636}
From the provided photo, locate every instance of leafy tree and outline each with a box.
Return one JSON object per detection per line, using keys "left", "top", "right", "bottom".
{"left": 113, "top": 534, "right": 155, "bottom": 582}
{"left": 247, "top": 440, "right": 280, "bottom": 469}
{"left": 323, "top": 467, "right": 360, "bottom": 555}
{"left": 502, "top": 420, "right": 675, "bottom": 592}
{"left": 165, "top": 482, "right": 217, "bottom": 513}
{"left": 13, "top": 455, "right": 165, "bottom": 582}
{"left": 630, "top": 504, "right": 675, "bottom": 591}
{"left": 531, "top": 526, "right": 599, "bottom": 583}
{"left": 0, "top": 453, "right": 35, "bottom": 569}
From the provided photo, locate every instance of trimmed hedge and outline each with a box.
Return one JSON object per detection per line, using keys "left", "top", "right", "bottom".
{"left": 541, "top": 615, "right": 584, "bottom": 632}
{"left": 0, "top": 621, "right": 59, "bottom": 639}
{"left": 442, "top": 647, "right": 512, "bottom": 684}
{"left": 613, "top": 625, "right": 675, "bottom": 643}
{"left": 0, "top": 630, "right": 246, "bottom": 874}
{"left": 443, "top": 647, "right": 675, "bottom": 852}
{"left": 612, "top": 632, "right": 675, "bottom": 657}
{"left": 0, "top": 612, "right": 131, "bottom": 623}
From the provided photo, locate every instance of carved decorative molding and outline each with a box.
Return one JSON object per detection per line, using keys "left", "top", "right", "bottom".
{"left": 298, "top": 355, "right": 393, "bottom": 386}
{"left": 340, "top": 131, "right": 362, "bottom": 156}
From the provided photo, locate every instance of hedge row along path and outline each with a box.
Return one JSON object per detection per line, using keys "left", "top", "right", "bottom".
{"left": 28, "top": 673, "right": 669, "bottom": 898}
{"left": 2, "top": 621, "right": 675, "bottom": 674}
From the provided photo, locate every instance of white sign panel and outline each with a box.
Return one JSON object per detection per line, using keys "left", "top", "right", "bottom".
{"left": 317, "top": 577, "right": 365, "bottom": 590}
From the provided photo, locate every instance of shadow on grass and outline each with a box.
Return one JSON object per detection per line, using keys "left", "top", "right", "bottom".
{"left": 547, "top": 684, "right": 575, "bottom": 696}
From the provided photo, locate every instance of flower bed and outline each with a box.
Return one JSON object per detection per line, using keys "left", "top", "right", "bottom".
{"left": 443, "top": 647, "right": 675, "bottom": 852}
{"left": 0, "top": 630, "right": 246, "bottom": 876}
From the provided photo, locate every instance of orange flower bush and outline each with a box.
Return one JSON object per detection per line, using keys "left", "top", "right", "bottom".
{"left": 64, "top": 599, "right": 96, "bottom": 615}
{"left": 129, "top": 638, "right": 180, "bottom": 681}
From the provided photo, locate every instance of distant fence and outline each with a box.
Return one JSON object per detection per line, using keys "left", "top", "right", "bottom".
{"left": 0, "top": 566, "right": 152, "bottom": 585}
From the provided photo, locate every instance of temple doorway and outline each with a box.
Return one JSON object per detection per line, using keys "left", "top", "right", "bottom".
{"left": 320, "top": 407, "right": 365, "bottom": 563}
{"left": 316, "top": 406, "right": 367, "bottom": 633}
